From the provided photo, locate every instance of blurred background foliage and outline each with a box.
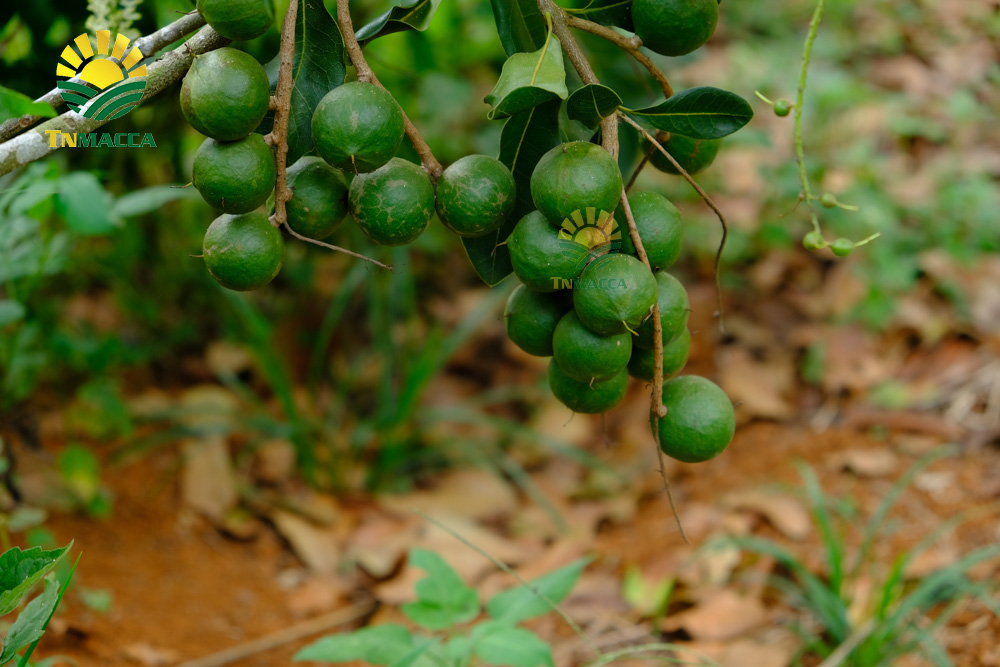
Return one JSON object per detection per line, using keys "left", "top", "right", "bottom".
{"left": 0, "top": 0, "right": 998, "bottom": 497}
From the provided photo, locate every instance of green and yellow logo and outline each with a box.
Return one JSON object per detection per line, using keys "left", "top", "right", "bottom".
{"left": 56, "top": 30, "right": 147, "bottom": 121}
{"left": 550, "top": 207, "right": 622, "bottom": 288}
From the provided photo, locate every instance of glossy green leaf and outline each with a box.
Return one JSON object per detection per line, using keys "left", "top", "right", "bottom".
{"left": 0, "top": 300, "right": 26, "bottom": 327}
{"left": 486, "top": 35, "right": 567, "bottom": 120}
{"left": 623, "top": 87, "right": 754, "bottom": 140}
{"left": 472, "top": 623, "right": 554, "bottom": 667}
{"left": 486, "top": 557, "right": 590, "bottom": 623}
{"left": 110, "top": 185, "right": 199, "bottom": 219}
{"left": 0, "top": 543, "right": 71, "bottom": 617}
{"left": 462, "top": 99, "right": 560, "bottom": 286}
{"left": 356, "top": 0, "right": 442, "bottom": 46}
{"left": 0, "top": 577, "right": 59, "bottom": 665}
{"left": 0, "top": 86, "right": 56, "bottom": 125}
{"left": 400, "top": 549, "right": 479, "bottom": 630}
{"left": 566, "top": 84, "right": 621, "bottom": 128}
{"left": 261, "top": 0, "right": 346, "bottom": 163}
{"left": 489, "top": 0, "right": 547, "bottom": 56}
{"left": 294, "top": 624, "right": 414, "bottom": 663}
{"left": 55, "top": 172, "right": 116, "bottom": 236}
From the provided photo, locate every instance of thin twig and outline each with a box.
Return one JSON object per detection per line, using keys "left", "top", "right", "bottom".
{"left": 414, "top": 510, "right": 602, "bottom": 660}
{"left": 0, "top": 12, "right": 208, "bottom": 143}
{"left": 335, "top": 0, "right": 443, "bottom": 179}
{"left": 174, "top": 600, "right": 376, "bottom": 667}
{"left": 795, "top": 0, "right": 827, "bottom": 235}
{"left": 543, "top": 0, "right": 686, "bottom": 538}
{"left": 540, "top": 0, "right": 618, "bottom": 158}
{"left": 565, "top": 16, "right": 674, "bottom": 98}
{"left": 282, "top": 221, "right": 392, "bottom": 269}
{"left": 625, "top": 143, "right": 655, "bottom": 192}
{"left": 267, "top": 2, "right": 389, "bottom": 270}
{"left": 267, "top": 0, "right": 298, "bottom": 229}
{"left": 0, "top": 24, "right": 229, "bottom": 177}
{"left": 619, "top": 114, "right": 728, "bottom": 334}
{"left": 619, "top": 192, "right": 687, "bottom": 544}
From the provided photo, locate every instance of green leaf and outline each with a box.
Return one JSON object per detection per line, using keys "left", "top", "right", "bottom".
{"left": 622, "top": 87, "right": 754, "bottom": 140}
{"left": 462, "top": 99, "right": 560, "bottom": 286}
{"left": 486, "top": 557, "right": 590, "bottom": 623}
{"left": 400, "top": 549, "right": 479, "bottom": 630}
{"left": 0, "top": 300, "right": 26, "bottom": 327}
{"left": 489, "top": 0, "right": 548, "bottom": 56}
{"left": 0, "top": 544, "right": 71, "bottom": 617}
{"left": 473, "top": 623, "right": 554, "bottom": 667}
{"left": 566, "top": 84, "right": 621, "bottom": 128}
{"left": 0, "top": 87, "right": 56, "bottom": 125}
{"left": 0, "top": 578, "right": 59, "bottom": 665}
{"left": 261, "top": 0, "right": 346, "bottom": 164}
{"left": 485, "top": 35, "right": 567, "bottom": 120}
{"left": 110, "top": 185, "right": 199, "bottom": 219}
{"left": 293, "top": 624, "right": 415, "bottom": 664}
{"left": 55, "top": 173, "right": 116, "bottom": 236}
{"left": 356, "top": 0, "right": 442, "bottom": 46}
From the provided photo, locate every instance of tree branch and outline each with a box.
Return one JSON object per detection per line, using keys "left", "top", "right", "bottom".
{"left": 0, "top": 12, "right": 208, "bottom": 144}
{"left": 618, "top": 113, "right": 728, "bottom": 333}
{"left": 0, "top": 23, "right": 229, "bottom": 178}
{"left": 541, "top": 0, "right": 687, "bottom": 536}
{"left": 267, "top": 0, "right": 297, "bottom": 229}
{"left": 565, "top": 16, "right": 674, "bottom": 98}
{"left": 540, "top": 0, "right": 619, "bottom": 158}
{"left": 269, "top": 0, "right": 391, "bottom": 271}
{"left": 335, "top": 0, "right": 443, "bottom": 180}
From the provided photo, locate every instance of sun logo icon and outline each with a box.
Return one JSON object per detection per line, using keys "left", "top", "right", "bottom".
{"left": 557, "top": 207, "right": 623, "bottom": 273}
{"left": 56, "top": 30, "right": 147, "bottom": 121}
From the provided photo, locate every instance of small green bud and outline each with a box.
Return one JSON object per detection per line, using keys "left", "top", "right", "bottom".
{"left": 820, "top": 193, "right": 838, "bottom": 208}
{"left": 773, "top": 99, "right": 791, "bottom": 117}
{"left": 831, "top": 238, "right": 854, "bottom": 257}
{"left": 802, "top": 231, "right": 825, "bottom": 251}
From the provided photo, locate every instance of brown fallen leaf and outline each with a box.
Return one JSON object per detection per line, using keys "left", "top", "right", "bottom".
{"left": 375, "top": 513, "right": 536, "bottom": 605}
{"left": 718, "top": 638, "right": 795, "bottom": 667}
{"left": 180, "top": 438, "right": 237, "bottom": 522}
{"left": 287, "top": 575, "right": 349, "bottom": 617}
{"left": 348, "top": 512, "right": 418, "bottom": 579}
{"left": 205, "top": 340, "right": 253, "bottom": 377}
{"left": 830, "top": 448, "right": 899, "bottom": 478}
{"left": 718, "top": 347, "right": 796, "bottom": 421}
{"left": 724, "top": 491, "right": 811, "bottom": 541}
{"left": 255, "top": 439, "right": 297, "bottom": 485}
{"left": 123, "top": 642, "right": 179, "bottom": 666}
{"left": 379, "top": 468, "right": 519, "bottom": 523}
{"left": 271, "top": 510, "right": 339, "bottom": 575}
{"left": 662, "top": 589, "right": 767, "bottom": 641}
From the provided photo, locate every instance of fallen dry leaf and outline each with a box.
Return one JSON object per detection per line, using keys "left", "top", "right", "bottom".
{"left": 348, "top": 512, "right": 417, "bottom": 579}
{"left": 718, "top": 347, "right": 796, "bottom": 421}
{"left": 205, "top": 340, "right": 253, "bottom": 377}
{"left": 286, "top": 575, "right": 348, "bottom": 617}
{"left": 830, "top": 448, "right": 899, "bottom": 478}
{"left": 180, "top": 438, "right": 237, "bottom": 522}
{"left": 270, "top": 510, "right": 339, "bottom": 575}
{"left": 255, "top": 439, "right": 297, "bottom": 484}
{"left": 122, "top": 642, "right": 179, "bottom": 666}
{"left": 379, "top": 468, "right": 519, "bottom": 523}
{"left": 663, "top": 589, "right": 767, "bottom": 641}
{"left": 725, "top": 491, "right": 811, "bottom": 541}
{"left": 375, "top": 512, "right": 538, "bottom": 605}
{"left": 718, "top": 638, "right": 795, "bottom": 667}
